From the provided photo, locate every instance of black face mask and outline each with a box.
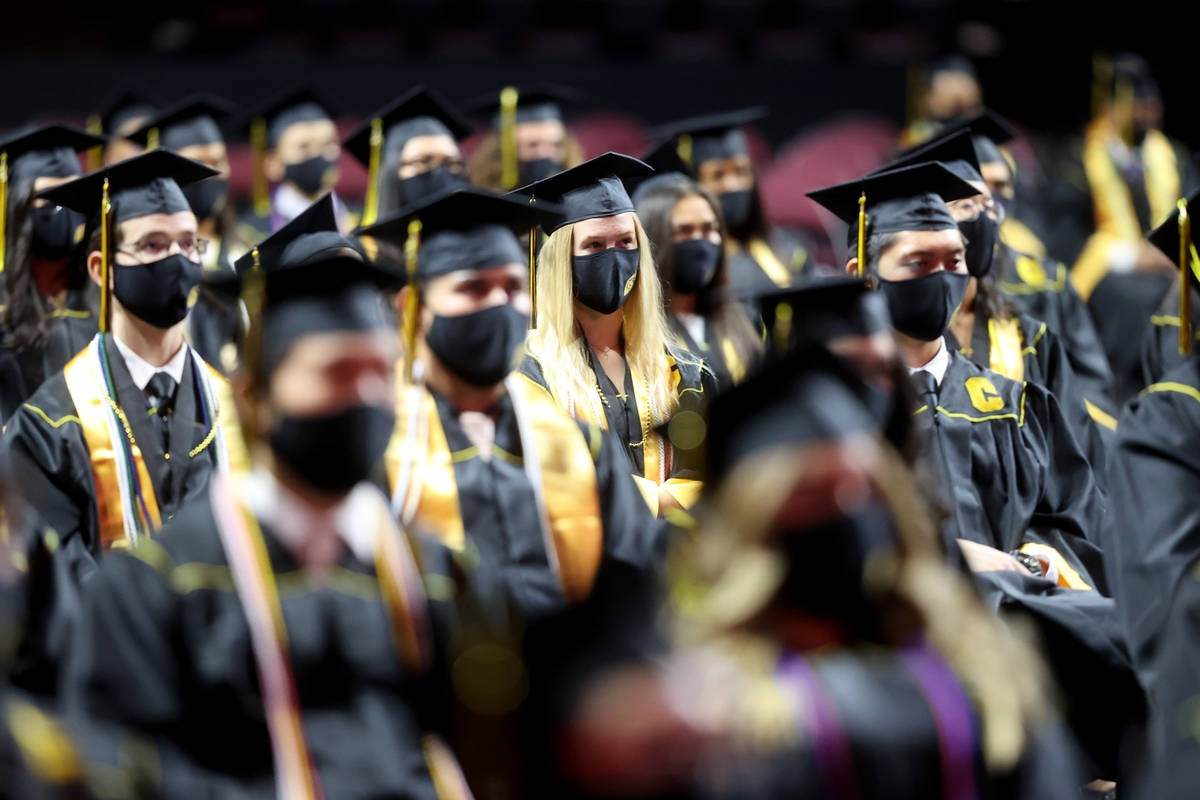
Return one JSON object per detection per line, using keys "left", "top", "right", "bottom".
{"left": 877, "top": 270, "right": 968, "bottom": 342}
{"left": 396, "top": 166, "right": 468, "bottom": 206}
{"left": 269, "top": 404, "right": 395, "bottom": 496}
{"left": 671, "top": 239, "right": 722, "bottom": 295}
{"left": 572, "top": 247, "right": 640, "bottom": 314}
{"left": 957, "top": 214, "right": 998, "bottom": 278}
{"left": 30, "top": 204, "right": 85, "bottom": 260}
{"left": 182, "top": 178, "right": 228, "bottom": 221}
{"left": 112, "top": 252, "right": 204, "bottom": 329}
{"left": 284, "top": 154, "right": 338, "bottom": 197}
{"left": 518, "top": 157, "right": 563, "bottom": 186}
{"left": 427, "top": 303, "right": 529, "bottom": 387}
{"left": 718, "top": 189, "right": 754, "bottom": 233}
{"left": 778, "top": 503, "right": 896, "bottom": 637}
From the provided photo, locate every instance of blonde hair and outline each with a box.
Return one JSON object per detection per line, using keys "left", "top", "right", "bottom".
{"left": 671, "top": 438, "right": 1048, "bottom": 772}
{"left": 526, "top": 215, "right": 690, "bottom": 422}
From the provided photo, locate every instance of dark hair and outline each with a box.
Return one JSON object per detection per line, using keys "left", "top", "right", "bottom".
{"left": 636, "top": 178, "right": 763, "bottom": 375}
{"left": 1, "top": 180, "right": 88, "bottom": 352}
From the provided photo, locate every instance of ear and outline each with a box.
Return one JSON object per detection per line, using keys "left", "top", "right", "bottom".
{"left": 263, "top": 152, "right": 284, "bottom": 184}
{"left": 845, "top": 258, "right": 859, "bottom": 277}
{"left": 86, "top": 251, "right": 105, "bottom": 288}
{"left": 395, "top": 285, "right": 412, "bottom": 313}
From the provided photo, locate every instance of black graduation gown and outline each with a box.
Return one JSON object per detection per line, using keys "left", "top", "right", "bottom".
{"left": 0, "top": 686, "right": 106, "bottom": 799}
{"left": 668, "top": 314, "right": 739, "bottom": 392}
{"left": 0, "top": 290, "right": 97, "bottom": 423}
{"left": 911, "top": 351, "right": 1108, "bottom": 592}
{"left": 427, "top": 388, "right": 667, "bottom": 623}
{"left": 686, "top": 642, "right": 1085, "bottom": 800}
{"left": 1105, "top": 356, "right": 1200, "bottom": 692}
{"left": 948, "top": 309, "right": 1110, "bottom": 479}
{"left": 1086, "top": 271, "right": 1174, "bottom": 405}
{"left": 992, "top": 244, "right": 1116, "bottom": 417}
{"left": 1136, "top": 279, "right": 1200, "bottom": 394}
{"left": 61, "top": 486, "right": 452, "bottom": 799}
{"left": 519, "top": 351, "right": 714, "bottom": 481}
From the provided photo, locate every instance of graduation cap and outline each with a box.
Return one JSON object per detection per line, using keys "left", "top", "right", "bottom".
{"left": 124, "top": 94, "right": 236, "bottom": 151}
{"left": 35, "top": 149, "right": 219, "bottom": 333}
{"left": 1146, "top": 190, "right": 1200, "bottom": 356}
{"left": 237, "top": 86, "right": 337, "bottom": 217}
{"left": 0, "top": 124, "right": 106, "bottom": 273}
{"left": 630, "top": 139, "right": 697, "bottom": 205}
{"left": 806, "top": 162, "right": 978, "bottom": 276}
{"left": 647, "top": 106, "right": 768, "bottom": 168}
{"left": 756, "top": 277, "right": 891, "bottom": 359}
{"left": 461, "top": 83, "right": 581, "bottom": 191}
{"left": 343, "top": 87, "right": 473, "bottom": 226}
{"left": 512, "top": 152, "right": 653, "bottom": 233}
{"left": 874, "top": 129, "right": 983, "bottom": 186}
{"left": 229, "top": 193, "right": 403, "bottom": 386}
{"left": 933, "top": 109, "right": 1017, "bottom": 167}
{"left": 93, "top": 88, "right": 160, "bottom": 138}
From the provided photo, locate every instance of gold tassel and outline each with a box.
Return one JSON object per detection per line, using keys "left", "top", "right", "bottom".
{"left": 528, "top": 224, "right": 537, "bottom": 330}
{"left": 85, "top": 114, "right": 103, "bottom": 172}
{"left": 241, "top": 246, "right": 266, "bottom": 441}
{"left": 251, "top": 117, "right": 270, "bottom": 218}
{"left": 361, "top": 118, "right": 384, "bottom": 227}
{"left": 773, "top": 302, "right": 793, "bottom": 359}
{"left": 0, "top": 152, "right": 7, "bottom": 275}
{"left": 1091, "top": 52, "right": 1112, "bottom": 122}
{"left": 402, "top": 219, "right": 422, "bottom": 382}
{"left": 677, "top": 134, "right": 693, "bottom": 167}
{"left": 146, "top": 127, "right": 160, "bottom": 152}
{"left": 1115, "top": 73, "right": 1134, "bottom": 149}
{"left": 500, "top": 86, "right": 519, "bottom": 190}
{"left": 1179, "top": 198, "right": 1192, "bottom": 355}
{"left": 856, "top": 192, "right": 867, "bottom": 278}
{"left": 99, "top": 178, "right": 111, "bottom": 333}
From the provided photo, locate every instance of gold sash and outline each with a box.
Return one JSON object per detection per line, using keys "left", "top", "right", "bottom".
{"left": 62, "top": 346, "right": 161, "bottom": 549}
{"left": 987, "top": 317, "right": 1026, "bottom": 383}
{"left": 386, "top": 375, "right": 604, "bottom": 603}
{"left": 746, "top": 238, "right": 791, "bottom": 287}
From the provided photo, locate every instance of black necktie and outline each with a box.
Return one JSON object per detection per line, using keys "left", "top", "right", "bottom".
{"left": 145, "top": 372, "right": 177, "bottom": 452}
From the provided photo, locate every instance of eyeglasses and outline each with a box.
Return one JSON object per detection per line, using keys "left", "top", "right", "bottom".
{"left": 116, "top": 233, "right": 209, "bottom": 261}
{"left": 948, "top": 195, "right": 1006, "bottom": 223}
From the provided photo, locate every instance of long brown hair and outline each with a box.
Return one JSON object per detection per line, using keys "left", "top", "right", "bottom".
{"left": 636, "top": 179, "right": 763, "bottom": 380}
{"left": 467, "top": 130, "right": 585, "bottom": 192}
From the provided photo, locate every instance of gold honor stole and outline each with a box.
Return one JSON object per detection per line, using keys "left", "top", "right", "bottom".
{"left": 386, "top": 373, "right": 604, "bottom": 605}
{"left": 1072, "top": 121, "right": 1179, "bottom": 300}
{"left": 61, "top": 334, "right": 246, "bottom": 550}
{"left": 729, "top": 238, "right": 791, "bottom": 288}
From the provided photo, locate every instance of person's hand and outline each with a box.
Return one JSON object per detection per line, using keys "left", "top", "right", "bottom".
{"left": 957, "top": 539, "right": 1027, "bottom": 573}
{"left": 1134, "top": 241, "right": 1175, "bottom": 275}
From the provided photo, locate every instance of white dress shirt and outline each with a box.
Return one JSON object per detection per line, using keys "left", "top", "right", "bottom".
{"left": 905, "top": 337, "right": 950, "bottom": 388}
{"left": 112, "top": 334, "right": 189, "bottom": 391}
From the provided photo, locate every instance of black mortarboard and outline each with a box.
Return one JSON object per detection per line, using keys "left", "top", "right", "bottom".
{"left": 934, "top": 109, "right": 1017, "bottom": 166}
{"left": 1112, "top": 53, "right": 1160, "bottom": 102}
{"left": 807, "top": 162, "right": 976, "bottom": 236}
{"left": 36, "top": 149, "right": 220, "bottom": 332}
{"left": 356, "top": 186, "right": 563, "bottom": 281}
{"left": 925, "top": 54, "right": 977, "bottom": 82}
{"left": 692, "top": 344, "right": 880, "bottom": 485}
{"left": 1146, "top": 190, "right": 1200, "bottom": 355}
{"left": 96, "top": 89, "right": 160, "bottom": 136}
{"left": 874, "top": 129, "right": 983, "bottom": 186}
{"left": 647, "top": 107, "right": 767, "bottom": 167}
{"left": 238, "top": 86, "right": 336, "bottom": 149}
{"left": 125, "top": 94, "right": 235, "bottom": 151}
{"left": 37, "top": 148, "right": 219, "bottom": 225}
{"left": 0, "top": 124, "right": 105, "bottom": 186}
{"left": 757, "top": 277, "right": 892, "bottom": 354}
{"left": 343, "top": 86, "right": 473, "bottom": 169}
{"left": 630, "top": 139, "right": 696, "bottom": 205}
{"left": 512, "top": 152, "right": 653, "bottom": 232}
{"left": 462, "top": 83, "right": 582, "bottom": 129}
{"left": 230, "top": 194, "right": 402, "bottom": 377}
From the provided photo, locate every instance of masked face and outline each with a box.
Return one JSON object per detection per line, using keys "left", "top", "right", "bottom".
{"left": 518, "top": 157, "right": 563, "bottom": 186}
{"left": 718, "top": 189, "right": 754, "bottom": 232}
{"left": 182, "top": 178, "right": 229, "bottom": 222}
{"left": 877, "top": 270, "right": 968, "bottom": 342}
{"left": 268, "top": 404, "right": 395, "bottom": 495}
{"left": 284, "top": 154, "right": 338, "bottom": 197}
{"left": 426, "top": 303, "right": 529, "bottom": 387}
{"left": 957, "top": 214, "right": 998, "bottom": 278}
{"left": 111, "top": 252, "right": 204, "bottom": 329}
{"left": 671, "top": 239, "right": 721, "bottom": 295}
{"left": 30, "top": 204, "right": 85, "bottom": 260}
{"left": 394, "top": 165, "right": 468, "bottom": 207}
{"left": 572, "top": 247, "right": 640, "bottom": 314}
